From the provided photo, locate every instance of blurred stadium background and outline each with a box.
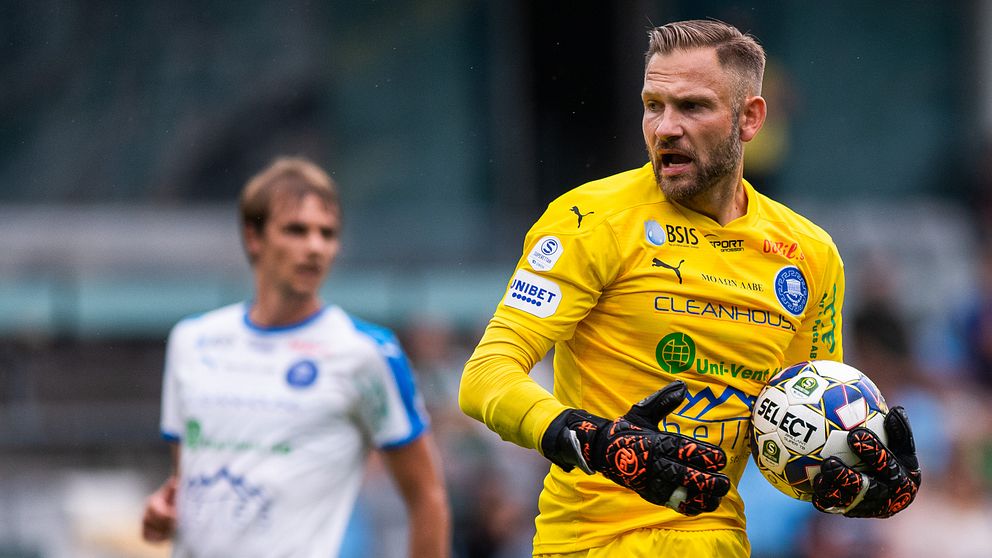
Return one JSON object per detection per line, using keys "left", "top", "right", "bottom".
{"left": 3, "top": 1, "right": 992, "bottom": 556}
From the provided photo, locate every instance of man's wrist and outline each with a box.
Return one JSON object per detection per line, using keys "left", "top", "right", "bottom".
{"left": 540, "top": 409, "right": 600, "bottom": 474}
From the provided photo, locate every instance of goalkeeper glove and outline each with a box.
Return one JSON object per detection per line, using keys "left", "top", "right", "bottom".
{"left": 812, "top": 405, "right": 921, "bottom": 518}
{"left": 540, "top": 380, "right": 731, "bottom": 515}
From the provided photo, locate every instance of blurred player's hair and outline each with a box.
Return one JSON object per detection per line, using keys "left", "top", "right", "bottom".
{"left": 238, "top": 156, "right": 340, "bottom": 262}
{"left": 240, "top": 156, "right": 339, "bottom": 231}
{"left": 645, "top": 19, "right": 766, "bottom": 103}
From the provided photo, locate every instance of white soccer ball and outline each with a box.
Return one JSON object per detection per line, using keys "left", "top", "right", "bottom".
{"left": 750, "top": 360, "right": 889, "bottom": 500}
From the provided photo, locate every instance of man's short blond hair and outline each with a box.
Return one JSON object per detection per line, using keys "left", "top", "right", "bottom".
{"left": 645, "top": 19, "right": 766, "bottom": 102}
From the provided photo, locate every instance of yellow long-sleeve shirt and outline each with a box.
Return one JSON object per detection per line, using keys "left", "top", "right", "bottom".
{"left": 459, "top": 163, "right": 845, "bottom": 554}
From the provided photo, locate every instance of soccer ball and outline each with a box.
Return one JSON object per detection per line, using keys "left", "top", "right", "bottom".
{"left": 750, "top": 360, "right": 889, "bottom": 501}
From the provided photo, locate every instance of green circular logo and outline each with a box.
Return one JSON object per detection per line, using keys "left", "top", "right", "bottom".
{"left": 794, "top": 376, "right": 819, "bottom": 396}
{"left": 655, "top": 332, "right": 696, "bottom": 373}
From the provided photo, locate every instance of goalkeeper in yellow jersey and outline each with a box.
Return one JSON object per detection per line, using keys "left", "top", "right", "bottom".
{"left": 459, "top": 19, "right": 920, "bottom": 557}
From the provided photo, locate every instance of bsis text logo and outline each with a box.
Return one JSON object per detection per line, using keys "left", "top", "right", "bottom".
{"left": 665, "top": 224, "right": 699, "bottom": 246}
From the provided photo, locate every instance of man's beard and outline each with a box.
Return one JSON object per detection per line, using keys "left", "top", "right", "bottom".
{"left": 651, "top": 126, "right": 742, "bottom": 204}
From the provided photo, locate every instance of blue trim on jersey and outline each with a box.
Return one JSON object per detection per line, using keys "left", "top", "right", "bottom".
{"left": 162, "top": 431, "right": 180, "bottom": 443}
{"left": 242, "top": 304, "right": 327, "bottom": 333}
{"left": 348, "top": 316, "right": 427, "bottom": 447}
{"left": 380, "top": 429, "right": 425, "bottom": 450}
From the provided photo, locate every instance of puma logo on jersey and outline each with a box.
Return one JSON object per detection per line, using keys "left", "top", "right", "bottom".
{"left": 570, "top": 206, "right": 594, "bottom": 228}
{"left": 652, "top": 258, "right": 685, "bottom": 284}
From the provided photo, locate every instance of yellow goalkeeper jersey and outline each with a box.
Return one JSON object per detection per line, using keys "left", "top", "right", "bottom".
{"left": 460, "top": 162, "right": 844, "bottom": 554}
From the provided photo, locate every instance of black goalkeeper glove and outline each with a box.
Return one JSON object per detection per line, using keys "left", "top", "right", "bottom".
{"left": 540, "top": 380, "right": 731, "bottom": 515}
{"left": 812, "top": 405, "right": 921, "bottom": 518}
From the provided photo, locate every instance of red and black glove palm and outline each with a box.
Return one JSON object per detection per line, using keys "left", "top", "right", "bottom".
{"left": 541, "top": 380, "right": 731, "bottom": 515}
{"left": 812, "top": 406, "right": 921, "bottom": 518}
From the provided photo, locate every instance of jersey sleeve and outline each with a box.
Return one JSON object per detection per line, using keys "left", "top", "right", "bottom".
{"left": 352, "top": 321, "right": 429, "bottom": 450}
{"left": 495, "top": 204, "right": 623, "bottom": 341}
{"left": 783, "top": 240, "right": 845, "bottom": 365}
{"left": 160, "top": 321, "right": 189, "bottom": 442}
{"left": 459, "top": 200, "right": 623, "bottom": 450}
{"left": 460, "top": 318, "right": 563, "bottom": 450}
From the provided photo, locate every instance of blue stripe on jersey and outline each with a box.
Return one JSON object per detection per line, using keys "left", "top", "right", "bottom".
{"left": 242, "top": 304, "right": 327, "bottom": 333}
{"left": 348, "top": 316, "right": 427, "bottom": 448}
{"left": 162, "top": 431, "right": 180, "bottom": 443}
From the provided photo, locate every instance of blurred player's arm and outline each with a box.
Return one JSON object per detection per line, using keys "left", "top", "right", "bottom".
{"left": 144, "top": 320, "right": 186, "bottom": 542}
{"left": 382, "top": 434, "right": 451, "bottom": 558}
{"left": 141, "top": 442, "right": 179, "bottom": 542}
{"left": 458, "top": 318, "right": 564, "bottom": 450}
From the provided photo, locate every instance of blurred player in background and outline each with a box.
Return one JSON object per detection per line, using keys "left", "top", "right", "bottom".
{"left": 141, "top": 157, "right": 450, "bottom": 557}
{"left": 459, "top": 19, "right": 920, "bottom": 557}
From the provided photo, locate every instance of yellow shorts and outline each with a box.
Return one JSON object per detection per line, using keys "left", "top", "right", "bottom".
{"left": 535, "top": 528, "right": 750, "bottom": 558}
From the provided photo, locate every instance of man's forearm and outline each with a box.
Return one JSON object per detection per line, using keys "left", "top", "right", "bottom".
{"left": 459, "top": 320, "right": 565, "bottom": 450}
{"left": 406, "top": 485, "right": 450, "bottom": 558}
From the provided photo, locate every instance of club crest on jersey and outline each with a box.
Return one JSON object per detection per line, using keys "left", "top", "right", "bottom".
{"left": 503, "top": 269, "right": 562, "bottom": 318}
{"left": 774, "top": 266, "right": 808, "bottom": 316}
{"left": 286, "top": 359, "right": 319, "bottom": 388}
{"left": 528, "top": 235, "right": 563, "bottom": 272}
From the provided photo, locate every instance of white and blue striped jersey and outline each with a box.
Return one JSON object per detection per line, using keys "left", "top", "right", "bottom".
{"left": 160, "top": 302, "right": 429, "bottom": 558}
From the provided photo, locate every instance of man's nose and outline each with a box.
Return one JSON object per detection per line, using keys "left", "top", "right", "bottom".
{"left": 306, "top": 231, "right": 328, "bottom": 252}
{"left": 653, "top": 110, "right": 684, "bottom": 141}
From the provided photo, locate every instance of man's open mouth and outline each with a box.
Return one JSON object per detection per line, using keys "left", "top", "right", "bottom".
{"left": 661, "top": 153, "right": 693, "bottom": 167}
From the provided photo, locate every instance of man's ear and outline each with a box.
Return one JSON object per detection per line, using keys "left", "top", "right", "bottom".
{"left": 243, "top": 224, "right": 263, "bottom": 262}
{"left": 739, "top": 95, "right": 767, "bottom": 142}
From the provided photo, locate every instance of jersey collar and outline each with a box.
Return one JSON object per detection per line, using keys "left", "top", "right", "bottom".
{"left": 661, "top": 177, "right": 761, "bottom": 231}
{"left": 242, "top": 303, "right": 328, "bottom": 333}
